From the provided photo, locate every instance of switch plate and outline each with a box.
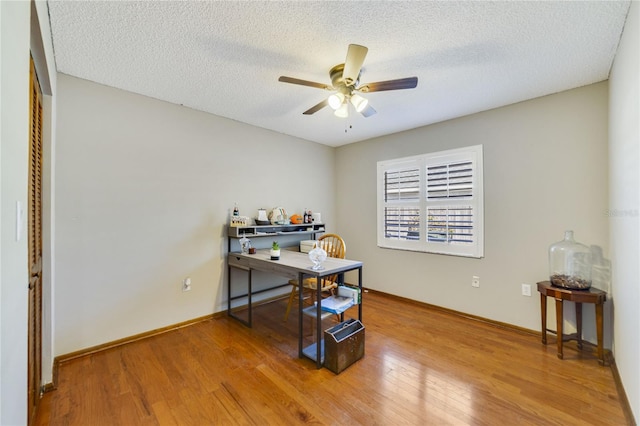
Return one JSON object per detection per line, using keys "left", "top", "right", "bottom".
{"left": 472, "top": 276, "right": 480, "bottom": 288}
{"left": 182, "top": 278, "right": 192, "bottom": 292}
{"left": 521, "top": 283, "right": 531, "bottom": 297}
{"left": 16, "top": 201, "right": 23, "bottom": 241}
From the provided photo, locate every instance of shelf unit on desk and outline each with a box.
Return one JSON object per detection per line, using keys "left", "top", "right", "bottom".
{"left": 227, "top": 223, "right": 326, "bottom": 252}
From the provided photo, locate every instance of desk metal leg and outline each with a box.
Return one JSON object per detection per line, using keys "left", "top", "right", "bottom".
{"left": 358, "top": 267, "right": 363, "bottom": 321}
{"left": 227, "top": 265, "right": 231, "bottom": 316}
{"left": 228, "top": 266, "right": 253, "bottom": 328}
{"left": 316, "top": 273, "right": 322, "bottom": 368}
{"left": 555, "top": 298, "right": 564, "bottom": 359}
{"left": 298, "top": 272, "right": 304, "bottom": 358}
{"left": 596, "top": 302, "right": 605, "bottom": 365}
{"left": 247, "top": 269, "right": 253, "bottom": 327}
{"left": 540, "top": 293, "right": 547, "bottom": 344}
{"left": 575, "top": 302, "right": 583, "bottom": 350}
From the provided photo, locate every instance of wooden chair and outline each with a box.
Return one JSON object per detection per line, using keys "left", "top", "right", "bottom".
{"left": 283, "top": 233, "right": 346, "bottom": 321}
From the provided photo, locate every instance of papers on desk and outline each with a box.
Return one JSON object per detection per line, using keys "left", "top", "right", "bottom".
{"left": 316, "top": 295, "right": 355, "bottom": 315}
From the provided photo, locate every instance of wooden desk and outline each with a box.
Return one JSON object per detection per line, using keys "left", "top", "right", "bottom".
{"left": 537, "top": 281, "right": 607, "bottom": 365}
{"left": 228, "top": 249, "right": 363, "bottom": 368}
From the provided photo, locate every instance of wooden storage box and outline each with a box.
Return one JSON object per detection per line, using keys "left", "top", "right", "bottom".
{"left": 324, "top": 318, "right": 364, "bottom": 374}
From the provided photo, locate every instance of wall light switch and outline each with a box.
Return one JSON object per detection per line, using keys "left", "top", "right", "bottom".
{"left": 16, "top": 201, "right": 23, "bottom": 242}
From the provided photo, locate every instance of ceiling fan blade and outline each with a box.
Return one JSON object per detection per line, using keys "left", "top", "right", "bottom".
{"left": 342, "top": 44, "right": 368, "bottom": 86}
{"left": 302, "top": 99, "right": 329, "bottom": 115}
{"left": 278, "top": 76, "right": 332, "bottom": 90}
{"left": 360, "top": 104, "right": 376, "bottom": 118}
{"left": 358, "top": 77, "right": 418, "bottom": 93}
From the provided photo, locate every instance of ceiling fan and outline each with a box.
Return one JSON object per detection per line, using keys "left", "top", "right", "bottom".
{"left": 278, "top": 44, "right": 418, "bottom": 118}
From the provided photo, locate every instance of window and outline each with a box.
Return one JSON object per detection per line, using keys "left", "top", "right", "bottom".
{"left": 377, "top": 145, "right": 484, "bottom": 258}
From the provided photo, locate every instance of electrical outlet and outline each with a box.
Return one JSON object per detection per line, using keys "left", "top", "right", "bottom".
{"left": 182, "top": 278, "right": 192, "bottom": 292}
{"left": 521, "top": 283, "right": 531, "bottom": 297}
{"left": 472, "top": 276, "right": 480, "bottom": 288}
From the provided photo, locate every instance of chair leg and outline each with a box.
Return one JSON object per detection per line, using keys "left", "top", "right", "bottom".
{"left": 283, "top": 286, "right": 298, "bottom": 322}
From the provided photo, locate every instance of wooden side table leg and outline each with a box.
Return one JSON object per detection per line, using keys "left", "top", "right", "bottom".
{"left": 555, "top": 298, "right": 564, "bottom": 359}
{"left": 596, "top": 302, "right": 605, "bottom": 365}
{"left": 540, "top": 293, "right": 547, "bottom": 344}
{"left": 575, "top": 302, "right": 583, "bottom": 350}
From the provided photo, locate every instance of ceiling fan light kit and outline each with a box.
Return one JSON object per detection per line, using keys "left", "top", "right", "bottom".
{"left": 334, "top": 103, "right": 349, "bottom": 118}
{"left": 350, "top": 94, "right": 368, "bottom": 113}
{"left": 279, "top": 44, "right": 418, "bottom": 119}
{"left": 328, "top": 93, "right": 345, "bottom": 110}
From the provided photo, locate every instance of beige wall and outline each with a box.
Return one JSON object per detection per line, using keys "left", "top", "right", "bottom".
{"left": 1, "top": 2, "right": 31, "bottom": 423}
{"left": 54, "top": 74, "right": 336, "bottom": 355}
{"left": 609, "top": 0, "right": 640, "bottom": 420}
{"left": 336, "top": 83, "right": 610, "bottom": 340}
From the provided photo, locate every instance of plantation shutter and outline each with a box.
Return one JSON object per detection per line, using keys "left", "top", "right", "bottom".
{"left": 426, "top": 160, "right": 475, "bottom": 245}
{"left": 379, "top": 161, "right": 422, "bottom": 245}
{"left": 384, "top": 166, "right": 420, "bottom": 240}
{"left": 377, "top": 145, "right": 483, "bottom": 258}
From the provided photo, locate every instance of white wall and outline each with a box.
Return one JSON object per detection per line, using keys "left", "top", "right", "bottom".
{"left": 336, "top": 83, "right": 610, "bottom": 341}
{"left": 54, "top": 74, "right": 335, "bottom": 355}
{"left": 0, "top": 2, "right": 31, "bottom": 424}
{"left": 609, "top": 1, "right": 640, "bottom": 421}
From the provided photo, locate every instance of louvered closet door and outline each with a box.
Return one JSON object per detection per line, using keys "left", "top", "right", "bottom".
{"left": 27, "top": 57, "right": 43, "bottom": 425}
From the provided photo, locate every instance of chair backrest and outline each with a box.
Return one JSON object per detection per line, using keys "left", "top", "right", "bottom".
{"left": 316, "top": 234, "right": 346, "bottom": 288}
{"left": 317, "top": 233, "right": 346, "bottom": 259}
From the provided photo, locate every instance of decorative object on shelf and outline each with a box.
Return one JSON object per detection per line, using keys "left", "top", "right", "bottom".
{"left": 308, "top": 245, "right": 327, "bottom": 270}
{"left": 230, "top": 215, "right": 249, "bottom": 227}
{"left": 312, "top": 212, "right": 322, "bottom": 223}
{"left": 269, "top": 207, "right": 288, "bottom": 225}
{"left": 256, "top": 208, "right": 270, "bottom": 225}
{"left": 549, "top": 230, "right": 592, "bottom": 290}
{"left": 290, "top": 214, "right": 303, "bottom": 224}
{"left": 270, "top": 241, "right": 280, "bottom": 260}
{"left": 233, "top": 203, "right": 239, "bottom": 216}
{"left": 239, "top": 235, "right": 251, "bottom": 254}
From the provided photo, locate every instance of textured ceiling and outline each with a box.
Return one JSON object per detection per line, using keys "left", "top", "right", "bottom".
{"left": 47, "top": 1, "right": 630, "bottom": 147}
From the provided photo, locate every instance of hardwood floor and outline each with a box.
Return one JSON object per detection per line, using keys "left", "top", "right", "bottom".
{"left": 35, "top": 291, "right": 630, "bottom": 425}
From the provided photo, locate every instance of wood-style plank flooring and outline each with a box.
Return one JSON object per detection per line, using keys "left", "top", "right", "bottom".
{"left": 35, "top": 291, "right": 630, "bottom": 425}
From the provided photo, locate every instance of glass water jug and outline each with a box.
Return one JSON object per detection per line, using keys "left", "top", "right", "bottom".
{"left": 549, "top": 230, "right": 592, "bottom": 290}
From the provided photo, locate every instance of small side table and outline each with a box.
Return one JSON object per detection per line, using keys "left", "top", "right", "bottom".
{"left": 537, "top": 281, "right": 607, "bottom": 365}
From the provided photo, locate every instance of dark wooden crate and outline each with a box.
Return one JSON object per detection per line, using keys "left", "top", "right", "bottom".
{"left": 324, "top": 319, "right": 364, "bottom": 374}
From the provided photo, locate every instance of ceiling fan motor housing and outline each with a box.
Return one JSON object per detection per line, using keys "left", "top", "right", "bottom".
{"left": 330, "top": 64, "right": 359, "bottom": 96}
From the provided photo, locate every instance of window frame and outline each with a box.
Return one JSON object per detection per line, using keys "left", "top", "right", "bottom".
{"left": 376, "top": 145, "right": 484, "bottom": 258}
